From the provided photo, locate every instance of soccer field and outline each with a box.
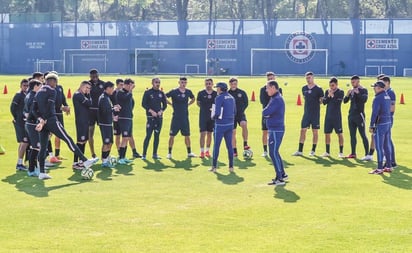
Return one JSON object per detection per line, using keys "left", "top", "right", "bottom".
{"left": 0, "top": 74, "right": 411, "bottom": 252}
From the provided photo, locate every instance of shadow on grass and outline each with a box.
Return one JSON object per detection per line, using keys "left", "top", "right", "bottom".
{"left": 298, "top": 155, "right": 376, "bottom": 169}
{"left": 274, "top": 186, "right": 300, "bottom": 203}
{"left": 115, "top": 163, "right": 134, "bottom": 175}
{"left": 233, "top": 158, "right": 256, "bottom": 169}
{"left": 2, "top": 171, "right": 82, "bottom": 198}
{"left": 381, "top": 164, "right": 412, "bottom": 190}
{"left": 142, "top": 159, "right": 169, "bottom": 172}
{"left": 95, "top": 167, "right": 113, "bottom": 181}
{"left": 169, "top": 157, "right": 200, "bottom": 171}
{"left": 214, "top": 171, "right": 244, "bottom": 185}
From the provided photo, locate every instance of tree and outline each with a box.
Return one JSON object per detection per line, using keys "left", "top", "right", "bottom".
{"left": 176, "top": 0, "right": 189, "bottom": 36}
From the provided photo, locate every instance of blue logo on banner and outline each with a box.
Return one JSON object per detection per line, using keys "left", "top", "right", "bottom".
{"left": 285, "top": 32, "right": 317, "bottom": 64}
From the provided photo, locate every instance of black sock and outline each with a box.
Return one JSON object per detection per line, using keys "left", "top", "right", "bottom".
{"left": 298, "top": 143, "right": 304, "bottom": 152}
{"left": 233, "top": 148, "right": 238, "bottom": 154}
{"left": 168, "top": 147, "right": 172, "bottom": 154}
{"left": 339, "top": 145, "right": 344, "bottom": 153}
{"left": 119, "top": 147, "right": 126, "bottom": 159}
{"left": 29, "top": 149, "right": 38, "bottom": 172}
{"left": 132, "top": 148, "right": 137, "bottom": 154}
{"left": 312, "top": 144, "right": 317, "bottom": 152}
{"left": 118, "top": 149, "right": 121, "bottom": 156}
{"left": 102, "top": 151, "right": 110, "bottom": 159}
{"left": 47, "top": 140, "right": 53, "bottom": 153}
{"left": 25, "top": 147, "right": 30, "bottom": 162}
{"left": 263, "top": 145, "right": 267, "bottom": 152}
{"left": 243, "top": 141, "right": 248, "bottom": 147}
{"left": 187, "top": 147, "right": 191, "bottom": 154}
{"left": 326, "top": 144, "right": 330, "bottom": 154}
{"left": 369, "top": 149, "right": 375, "bottom": 156}
{"left": 55, "top": 148, "right": 60, "bottom": 157}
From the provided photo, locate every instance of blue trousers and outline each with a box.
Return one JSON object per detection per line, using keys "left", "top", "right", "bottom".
{"left": 212, "top": 123, "right": 233, "bottom": 168}
{"left": 268, "top": 130, "right": 285, "bottom": 180}
{"left": 374, "top": 123, "right": 392, "bottom": 169}
{"left": 388, "top": 119, "right": 396, "bottom": 166}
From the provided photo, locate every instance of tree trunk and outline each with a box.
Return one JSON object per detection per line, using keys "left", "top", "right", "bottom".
{"left": 208, "top": 0, "right": 213, "bottom": 35}
{"left": 176, "top": 0, "right": 189, "bottom": 36}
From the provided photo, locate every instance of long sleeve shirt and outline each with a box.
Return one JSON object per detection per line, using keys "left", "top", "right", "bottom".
{"left": 262, "top": 92, "right": 285, "bottom": 131}
{"left": 213, "top": 91, "right": 236, "bottom": 125}
{"left": 343, "top": 87, "right": 368, "bottom": 118}
{"left": 370, "top": 91, "right": 392, "bottom": 128}
{"left": 142, "top": 88, "right": 167, "bottom": 117}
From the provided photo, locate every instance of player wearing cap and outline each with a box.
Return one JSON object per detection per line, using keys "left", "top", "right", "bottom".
{"left": 343, "top": 75, "right": 369, "bottom": 159}
{"left": 10, "top": 78, "right": 29, "bottom": 171}
{"left": 368, "top": 81, "right": 392, "bottom": 174}
{"left": 72, "top": 81, "right": 92, "bottom": 170}
{"left": 166, "top": 77, "right": 196, "bottom": 159}
{"left": 264, "top": 80, "right": 287, "bottom": 186}
{"left": 228, "top": 77, "right": 250, "bottom": 157}
{"left": 141, "top": 77, "right": 167, "bottom": 160}
{"left": 321, "top": 77, "right": 345, "bottom": 158}
{"left": 209, "top": 82, "right": 236, "bottom": 173}
{"left": 197, "top": 78, "right": 217, "bottom": 158}
{"left": 88, "top": 69, "right": 105, "bottom": 158}
{"left": 33, "top": 73, "right": 98, "bottom": 180}
{"left": 292, "top": 72, "right": 324, "bottom": 156}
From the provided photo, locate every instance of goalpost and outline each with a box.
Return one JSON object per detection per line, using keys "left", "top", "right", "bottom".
{"left": 250, "top": 48, "right": 328, "bottom": 76}
{"left": 134, "top": 48, "right": 208, "bottom": 75}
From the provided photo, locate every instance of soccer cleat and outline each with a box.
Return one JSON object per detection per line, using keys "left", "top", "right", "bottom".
{"left": 261, "top": 151, "right": 268, "bottom": 157}
{"left": 27, "top": 170, "right": 40, "bottom": 177}
{"left": 268, "top": 179, "right": 286, "bottom": 186}
{"left": 72, "top": 162, "right": 85, "bottom": 170}
{"left": 117, "top": 158, "right": 131, "bottom": 165}
{"left": 16, "top": 164, "right": 28, "bottom": 171}
{"left": 133, "top": 152, "right": 142, "bottom": 158}
{"left": 346, "top": 154, "right": 356, "bottom": 159}
{"left": 92, "top": 154, "right": 97, "bottom": 158}
{"left": 38, "top": 173, "right": 52, "bottom": 180}
{"left": 282, "top": 174, "right": 289, "bottom": 181}
{"left": 208, "top": 167, "right": 217, "bottom": 173}
{"left": 44, "top": 161, "right": 56, "bottom": 168}
{"left": 233, "top": 152, "right": 238, "bottom": 157}
{"left": 321, "top": 152, "right": 330, "bottom": 157}
{"left": 152, "top": 154, "right": 161, "bottom": 160}
{"left": 309, "top": 151, "right": 316, "bottom": 156}
{"left": 49, "top": 156, "right": 62, "bottom": 163}
{"left": 361, "top": 155, "right": 373, "bottom": 161}
{"left": 338, "top": 153, "right": 345, "bottom": 158}
{"left": 292, "top": 151, "right": 303, "bottom": 156}
{"left": 383, "top": 167, "right": 393, "bottom": 173}
{"left": 391, "top": 162, "right": 397, "bottom": 168}
{"left": 166, "top": 153, "right": 172, "bottom": 159}
{"left": 205, "top": 151, "right": 211, "bottom": 158}
{"left": 368, "top": 169, "right": 383, "bottom": 175}
{"left": 229, "top": 167, "right": 234, "bottom": 173}
{"left": 141, "top": 155, "right": 146, "bottom": 160}
{"left": 244, "top": 145, "right": 251, "bottom": 150}
{"left": 102, "top": 161, "right": 114, "bottom": 168}
{"left": 83, "top": 157, "right": 99, "bottom": 168}
{"left": 188, "top": 153, "right": 197, "bottom": 158}
{"left": 199, "top": 152, "right": 205, "bottom": 159}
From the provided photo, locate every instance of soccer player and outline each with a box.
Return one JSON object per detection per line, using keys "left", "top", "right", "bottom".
{"left": 23, "top": 79, "right": 42, "bottom": 176}
{"left": 98, "top": 81, "right": 120, "bottom": 167}
{"left": 72, "top": 81, "right": 92, "bottom": 170}
{"left": 197, "top": 78, "right": 217, "bottom": 158}
{"left": 381, "top": 76, "right": 397, "bottom": 168}
{"left": 368, "top": 81, "right": 392, "bottom": 175}
{"left": 165, "top": 76, "right": 196, "bottom": 159}
{"left": 228, "top": 77, "right": 249, "bottom": 157}
{"left": 259, "top": 72, "right": 282, "bottom": 157}
{"left": 88, "top": 69, "right": 105, "bottom": 158}
{"left": 321, "top": 77, "right": 345, "bottom": 158}
{"left": 209, "top": 82, "right": 236, "bottom": 173}
{"left": 264, "top": 80, "right": 287, "bottom": 186}
{"left": 141, "top": 77, "right": 167, "bottom": 160}
{"left": 292, "top": 72, "right": 324, "bottom": 156}
{"left": 10, "top": 78, "right": 29, "bottom": 171}
{"left": 111, "top": 78, "right": 123, "bottom": 155}
{"left": 343, "top": 75, "right": 369, "bottom": 159}
{"left": 33, "top": 73, "right": 98, "bottom": 179}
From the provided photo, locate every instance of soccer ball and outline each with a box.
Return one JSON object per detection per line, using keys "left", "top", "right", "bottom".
{"left": 243, "top": 149, "right": 253, "bottom": 159}
{"left": 110, "top": 156, "right": 117, "bottom": 166}
{"left": 81, "top": 167, "right": 94, "bottom": 180}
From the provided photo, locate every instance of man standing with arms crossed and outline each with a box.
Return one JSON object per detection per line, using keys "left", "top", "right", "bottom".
{"left": 293, "top": 72, "right": 324, "bottom": 156}
{"left": 197, "top": 78, "right": 217, "bottom": 158}
{"left": 166, "top": 77, "right": 196, "bottom": 159}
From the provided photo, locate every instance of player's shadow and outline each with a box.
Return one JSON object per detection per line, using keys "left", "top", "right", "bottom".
{"left": 142, "top": 159, "right": 169, "bottom": 172}
{"left": 233, "top": 158, "right": 256, "bottom": 169}
{"left": 169, "top": 158, "right": 199, "bottom": 171}
{"left": 95, "top": 167, "right": 113, "bottom": 181}
{"left": 115, "top": 163, "right": 134, "bottom": 176}
{"left": 380, "top": 165, "right": 412, "bottom": 190}
{"left": 274, "top": 186, "right": 300, "bottom": 203}
{"left": 2, "top": 172, "right": 81, "bottom": 198}
{"left": 265, "top": 158, "right": 294, "bottom": 169}
{"left": 201, "top": 158, "right": 227, "bottom": 167}
{"left": 214, "top": 171, "right": 244, "bottom": 185}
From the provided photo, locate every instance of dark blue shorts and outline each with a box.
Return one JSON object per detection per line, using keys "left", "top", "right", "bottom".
{"left": 25, "top": 123, "right": 40, "bottom": 149}
{"left": 170, "top": 117, "right": 190, "bottom": 136}
{"left": 13, "top": 121, "right": 28, "bottom": 143}
{"left": 199, "top": 117, "right": 214, "bottom": 132}
{"left": 76, "top": 120, "right": 89, "bottom": 142}
{"left": 99, "top": 124, "right": 113, "bottom": 144}
{"left": 301, "top": 114, "right": 320, "bottom": 129}
{"left": 147, "top": 117, "right": 163, "bottom": 133}
{"left": 261, "top": 116, "right": 268, "bottom": 131}
{"left": 324, "top": 117, "right": 343, "bottom": 134}
{"left": 118, "top": 119, "right": 132, "bottom": 137}
{"left": 113, "top": 121, "right": 120, "bottom": 136}
{"left": 233, "top": 113, "right": 247, "bottom": 129}
{"left": 89, "top": 108, "right": 99, "bottom": 126}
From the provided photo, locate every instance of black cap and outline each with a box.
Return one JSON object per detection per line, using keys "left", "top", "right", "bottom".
{"left": 372, "top": 81, "right": 385, "bottom": 88}
{"left": 214, "top": 82, "right": 228, "bottom": 90}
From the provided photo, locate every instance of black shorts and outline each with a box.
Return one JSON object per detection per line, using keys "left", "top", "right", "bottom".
{"left": 56, "top": 113, "right": 64, "bottom": 126}
{"left": 146, "top": 117, "right": 163, "bottom": 133}
{"left": 199, "top": 117, "right": 214, "bottom": 132}
{"left": 301, "top": 114, "right": 320, "bottom": 129}
{"left": 76, "top": 120, "right": 89, "bottom": 142}
{"left": 261, "top": 116, "right": 268, "bottom": 131}
{"left": 25, "top": 123, "right": 40, "bottom": 149}
{"left": 233, "top": 113, "right": 247, "bottom": 129}
{"left": 170, "top": 117, "right": 190, "bottom": 136}
{"left": 99, "top": 124, "right": 113, "bottom": 144}
{"left": 324, "top": 118, "right": 343, "bottom": 134}
{"left": 13, "top": 121, "right": 28, "bottom": 143}
{"left": 89, "top": 108, "right": 99, "bottom": 126}
{"left": 113, "top": 121, "right": 120, "bottom": 136}
{"left": 118, "top": 118, "right": 132, "bottom": 137}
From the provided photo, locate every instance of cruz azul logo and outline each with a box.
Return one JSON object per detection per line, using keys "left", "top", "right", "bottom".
{"left": 285, "top": 32, "right": 317, "bottom": 64}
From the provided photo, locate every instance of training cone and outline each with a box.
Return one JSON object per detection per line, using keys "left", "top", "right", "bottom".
{"left": 400, "top": 93, "right": 405, "bottom": 104}
{"left": 3, "top": 85, "right": 7, "bottom": 94}
{"left": 297, "top": 94, "right": 302, "bottom": 106}
{"left": 0, "top": 145, "right": 5, "bottom": 155}
{"left": 67, "top": 88, "right": 72, "bottom": 99}
{"left": 251, "top": 91, "right": 255, "bottom": 101}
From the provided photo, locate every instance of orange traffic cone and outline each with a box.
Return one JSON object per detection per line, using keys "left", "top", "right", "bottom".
{"left": 251, "top": 91, "right": 255, "bottom": 101}
{"left": 297, "top": 94, "right": 302, "bottom": 106}
{"left": 400, "top": 93, "right": 405, "bottom": 104}
{"left": 3, "top": 85, "right": 7, "bottom": 94}
{"left": 67, "top": 88, "right": 72, "bottom": 99}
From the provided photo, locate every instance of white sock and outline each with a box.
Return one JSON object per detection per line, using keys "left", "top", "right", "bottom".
{"left": 205, "top": 147, "right": 210, "bottom": 152}
{"left": 49, "top": 152, "right": 53, "bottom": 157}
{"left": 17, "top": 158, "right": 23, "bottom": 165}
{"left": 200, "top": 148, "right": 204, "bottom": 152}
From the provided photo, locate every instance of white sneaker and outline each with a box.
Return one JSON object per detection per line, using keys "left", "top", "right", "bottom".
{"left": 292, "top": 151, "right": 303, "bottom": 156}
{"left": 261, "top": 151, "right": 268, "bottom": 157}
{"left": 321, "top": 152, "right": 330, "bottom": 157}
{"left": 208, "top": 167, "right": 217, "bottom": 172}
{"left": 45, "top": 161, "right": 56, "bottom": 168}
{"left": 166, "top": 153, "right": 172, "bottom": 159}
{"left": 309, "top": 151, "right": 316, "bottom": 156}
{"left": 361, "top": 155, "right": 373, "bottom": 161}
{"left": 187, "top": 153, "right": 197, "bottom": 158}
{"left": 338, "top": 153, "right": 345, "bottom": 158}
{"left": 83, "top": 157, "right": 99, "bottom": 168}
{"left": 38, "top": 173, "right": 52, "bottom": 180}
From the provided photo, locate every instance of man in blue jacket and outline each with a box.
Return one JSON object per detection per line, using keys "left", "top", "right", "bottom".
{"left": 263, "top": 80, "right": 287, "bottom": 186}
{"left": 368, "top": 81, "right": 392, "bottom": 175}
{"left": 209, "top": 82, "right": 236, "bottom": 173}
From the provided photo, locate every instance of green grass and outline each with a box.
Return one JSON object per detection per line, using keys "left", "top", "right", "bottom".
{"left": 0, "top": 75, "right": 411, "bottom": 252}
